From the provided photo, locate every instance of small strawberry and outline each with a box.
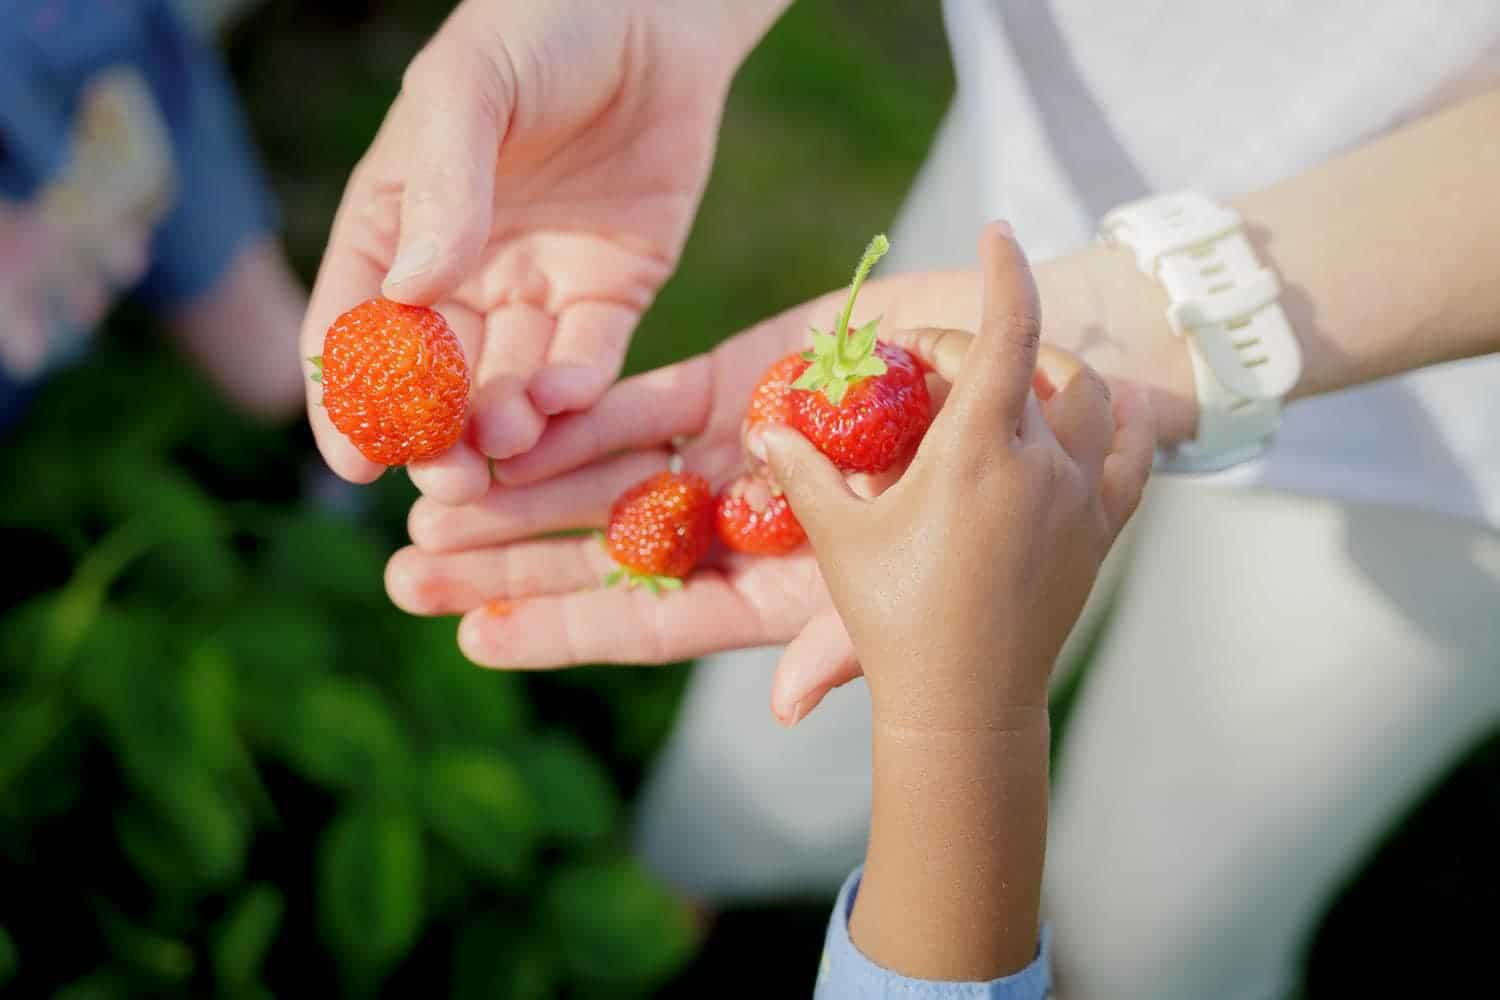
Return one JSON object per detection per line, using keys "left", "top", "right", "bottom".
{"left": 603, "top": 471, "right": 715, "bottom": 592}
{"left": 313, "top": 297, "right": 470, "bottom": 467}
{"left": 787, "top": 235, "right": 932, "bottom": 474}
{"left": 716, "top": 474, "right": 806, "bottom": 555}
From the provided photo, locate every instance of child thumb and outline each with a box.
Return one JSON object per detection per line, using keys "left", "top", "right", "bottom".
{"left": 753, "top": 425, "right": 860, "bottom": 547}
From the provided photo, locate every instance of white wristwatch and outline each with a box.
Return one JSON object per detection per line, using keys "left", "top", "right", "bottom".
{"left": 1100, "top": 191, "right": 1302, "bottom": 473}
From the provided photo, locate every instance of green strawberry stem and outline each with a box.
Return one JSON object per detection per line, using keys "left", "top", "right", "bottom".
{"left": 833, "top": 234, "right": 889, "bottom": 368}
{"left": 792, "top": 234, "right": 891, "bottom": 406}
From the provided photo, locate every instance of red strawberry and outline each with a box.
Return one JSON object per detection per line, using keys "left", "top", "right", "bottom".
{"left": 603, "top": 471, "right": 715, "bottom": 592}
{"left": 314, "top": 297, "right": 470, "bottom": 466}
{"left": 746, "top": 351, "right": 806, "bottom": 431}
{"left": 716, "top": 474, "right": 806, "bottom": 555}
{"left": 787, "top": 235, "right": 932, "bottom": 474}
{"left": 741, "top": 350, "right": 806, "bottom": 471}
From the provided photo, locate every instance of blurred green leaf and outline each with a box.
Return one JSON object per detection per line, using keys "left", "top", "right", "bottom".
{"left": 93, "top": 899, "right": 194, "bottom": 985}
{"left": 146, "top": 770, "right": 250, "bottom": 890}
{"left": 102, "top": 463, "right": 241, "bottom": 603}
{"left": 213, "top": 884, "right": 284, "bottom": 991}
{"left": 420, "top": 748, "right": 538, "bottom": 885}
{"left": 258, "top": 512, "right": 387, "bottom": 605}
{"left": 51, "top": 969, "right": 133, "bottom": 1000}
{"left": 398, "top": 618, "right": 529, "bottom": 749}
{"left": 276, "top": 677, "right": 412, "bottom": 796}
{"left": 0, "top": 925, "right": 16, "bottom": 985}
{"left": 318, "top": 803, "right": 424, "bottom": 989}
{"left": 544, "top": 857, "right": 697, "bottom": 994}
{"left": 521, "top": 733, "right": 618, "bottom": 847}
{"left": 451, "top": 915, "right": 555, "bottom": 1000}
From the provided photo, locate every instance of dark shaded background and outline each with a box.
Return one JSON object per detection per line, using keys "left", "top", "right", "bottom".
{"left": 0, "top": 1, "right": 1495, "bottom": 996}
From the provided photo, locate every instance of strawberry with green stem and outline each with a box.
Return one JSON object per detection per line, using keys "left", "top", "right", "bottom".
{"left": 602, "top": 471, "right": 716, "bottom": 594}
{"left": 784, "top": 235, "right": 933, "bottom": 474}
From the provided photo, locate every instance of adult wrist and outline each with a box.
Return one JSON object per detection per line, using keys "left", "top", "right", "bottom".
{"left": 1037, "top": 243, "right": 1199, "bottom": 447}
{"left": 682, "top": 0, "right": 794, "bottom": 65}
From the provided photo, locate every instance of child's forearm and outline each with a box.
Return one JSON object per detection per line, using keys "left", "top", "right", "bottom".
{"left": 850, "top": 710, "right": 1051, "bottom": 982}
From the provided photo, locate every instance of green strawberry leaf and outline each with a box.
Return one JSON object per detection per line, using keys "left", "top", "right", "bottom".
{"left": 810, "top": 329, "right": 837, "bottom": 357}
{"left": 307, "top": 356, "right": 323, "bottom": 384}
{"left": 845, "top": 317, "right": 881, "bottom": 361}
{"left": 851, "top": 355, "right": 888, "bottom": 379}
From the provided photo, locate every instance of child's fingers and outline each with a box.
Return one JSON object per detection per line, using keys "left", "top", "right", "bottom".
{"left": 1034, "top": 348, "right": 1114, "bottom": 476}
{"left": 407, "top": 449, "right": 671, "bottom": 552}
{"left": 754, "top": 424, "right": 863, "bottom": 552}
{"left": 949, "top": 221, "right": 1041, "bottom": 435}
{"left": 771, "top": 611, "right": 861, "bottom": 725}
{"left": 382, "top": 57, "right": 503, "bottom": 303}
{"left": 493, "top": 354, "right": 714, "bottom": 485}
{"left": 1100, "top": 382, "right": 1157, "bottom": 537}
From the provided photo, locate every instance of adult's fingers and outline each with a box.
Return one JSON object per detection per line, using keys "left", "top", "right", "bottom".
{"left": 407, "top": 449, "right": 671, "bottom": 552}
{"left": 455, "top": 573, "right": 789, "bottom": 669}
{"left": 1100, "top": 382, "right": 1157, "bottom": 537}
{"left": 300, "top": 175, "right": 390, "bottom": 484}
{"left": 385, "top": 536, "right": 614, "bottom": 617}
{"left": 1034, "top": 347, "right": 1114, "bottom": 476}
{"left": 770, "top": 610, "right": 861, "bottom": 725}
{"left": 381, "top": 43, "right": 507, "bottom": 304}
{"left": 948, "top": 221, "right": 1042, "bottom": 434}
{"left": 493, "top": 354, "right": 714, "bottom": 485}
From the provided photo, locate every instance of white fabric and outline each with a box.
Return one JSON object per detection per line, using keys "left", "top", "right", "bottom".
{"left": 942, "top": 0, "right": 1500, "bottom": 530}
{"left": 1044, "top": 481, "right": 1500, "bottom": 1000}
{"left": 634, "top": 7, "right": 1500, "bottom": 998}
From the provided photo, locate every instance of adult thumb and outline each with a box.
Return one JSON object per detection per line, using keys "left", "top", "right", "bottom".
{"left": 752, "top": 424, "right": 860, "bottom": 548}
{"left": 383, "top": 44, "right": 508, "bottom": 303}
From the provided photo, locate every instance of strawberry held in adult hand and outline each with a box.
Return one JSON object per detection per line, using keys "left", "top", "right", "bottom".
{"left": 313, "top": 297, "right": 470, "bottom": 466}
{"left": 787, "top": 235, "right": 932, "bottom": 474}
{"left": 716, "top": 473, "right": 807, "bottom": 556}
{"left": 603, "top": 470, "right": 715, "bottom": 594}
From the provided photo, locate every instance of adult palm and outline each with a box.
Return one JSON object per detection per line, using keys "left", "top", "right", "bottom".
{"left": 301, "top": 0, "right": 739, "bottom": 504}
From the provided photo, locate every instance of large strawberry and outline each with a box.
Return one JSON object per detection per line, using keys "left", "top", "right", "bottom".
{"left": 314, "top": 297, "right": 470, "bottom": 466}
{"left": 603, "top": 471, "right": 715, "bottom": 593}
{"left": 716, "top": 474, "right": 806, "bottom": 556}
{"left": 787, "top": 235, "right": 931, "bottom": 474}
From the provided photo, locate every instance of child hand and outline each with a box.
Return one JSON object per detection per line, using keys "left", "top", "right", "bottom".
{"left": 755, "top": 222, "right": 1156, "bottom": 731}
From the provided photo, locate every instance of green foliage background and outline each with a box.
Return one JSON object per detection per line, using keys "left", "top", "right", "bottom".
{"left": 0, "top": 1, "right": 1496, "bottom": 997}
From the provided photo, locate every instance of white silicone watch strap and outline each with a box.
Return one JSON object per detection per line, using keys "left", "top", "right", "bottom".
{"left": 1101, "top": 192, "right": 1302, "bottom": 473}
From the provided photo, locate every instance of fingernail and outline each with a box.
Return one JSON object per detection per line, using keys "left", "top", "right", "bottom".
{"left": 384, "top": 237, "right": 438, "bottom": 289}
{"left": 993, "top": 220, "right": 1014, "bottom": 238}
{"left": 746, "top": 427, "right": 769, "bottom": 464}
{"left": 779, "top": 700, "right": 805, "bottom": 728}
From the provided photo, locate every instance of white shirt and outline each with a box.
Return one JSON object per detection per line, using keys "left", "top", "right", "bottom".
{"left": 919, "top": 0, "right": 1500, "bottom": 530}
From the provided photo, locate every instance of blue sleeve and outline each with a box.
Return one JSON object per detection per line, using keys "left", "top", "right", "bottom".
{"left": 127, "top": 0, "right": 280, "bottom": 308}
{"left": 814, "top": 868, "right": 1054, "bottom": 1000}
{"left": 0, "top": 0, "right": 279, "bottom": 308}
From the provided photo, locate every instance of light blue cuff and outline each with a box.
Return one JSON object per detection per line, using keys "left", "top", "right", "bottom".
{"left": 813, "top": 867, "right": 1053, "bottom": 999}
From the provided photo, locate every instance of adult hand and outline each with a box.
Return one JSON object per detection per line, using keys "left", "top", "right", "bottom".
{"left": 383, "top": 260, "right": 1153, "bottom": 723}
{"left": 302, "top": 0, "right": 776, "bottom": 503}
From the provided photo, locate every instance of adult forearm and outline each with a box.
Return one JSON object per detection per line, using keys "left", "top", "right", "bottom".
{"left": 1237, "top": 86, "right": 1500, "bottom": 402}
{"left": 850, "top": 713, "right": 1050, "bottom": 982}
